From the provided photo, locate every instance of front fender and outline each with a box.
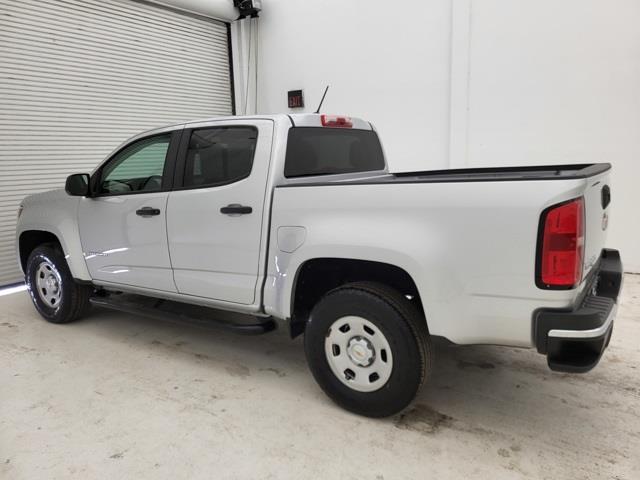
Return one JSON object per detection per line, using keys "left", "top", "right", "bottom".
{"left": 16, "top": 190, "right": 91, "bottom": 281}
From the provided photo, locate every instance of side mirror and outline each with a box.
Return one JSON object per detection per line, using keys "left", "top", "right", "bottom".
{"left": 65, "top": 173, "right": 90, "bottom": 196}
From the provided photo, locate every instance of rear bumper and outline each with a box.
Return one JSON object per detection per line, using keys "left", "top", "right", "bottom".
{"left": 534, "top": 249, "right": 623, "bottom": 373}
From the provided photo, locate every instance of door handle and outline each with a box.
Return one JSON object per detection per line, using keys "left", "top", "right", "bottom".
{"left": 136, "top": 207, "right": 161, "bottom": 217}
{"left": 220, "top": 204, "right": 252, "bottom": 215}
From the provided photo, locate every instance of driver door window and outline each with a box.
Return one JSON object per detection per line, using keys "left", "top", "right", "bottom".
{"left": 99, "top": 134, "right": 171, "bottom": 194}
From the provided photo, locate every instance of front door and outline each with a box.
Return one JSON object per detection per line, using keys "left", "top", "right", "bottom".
{"left": 166, "top": 120, "right": 273, "bottom": 305}
{"left": 78, "top": 131, "right": 181, "bottom": 292}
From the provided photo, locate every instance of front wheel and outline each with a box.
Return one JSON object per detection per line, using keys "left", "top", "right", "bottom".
{"left": 304, "top": 282, "right": 432, "bottom": 417}
{"left": 25, "top": 245, "right": 92, "bottom": 324}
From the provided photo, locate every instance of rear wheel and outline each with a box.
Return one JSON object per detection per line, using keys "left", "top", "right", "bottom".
{"left": 25, "top": 245, "right": 92, "bottom": 324}
{"left": 304, "top": 282, "right": 432, "bottom": 417}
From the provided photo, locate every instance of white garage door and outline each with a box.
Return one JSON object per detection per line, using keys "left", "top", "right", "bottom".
{"left": 0, "top": 0, "right": 234, "bottom": 286}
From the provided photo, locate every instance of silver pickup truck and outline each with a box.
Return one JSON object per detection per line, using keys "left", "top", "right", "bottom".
{"left": 16, "top": 113, "right": 622, "bottom": 417}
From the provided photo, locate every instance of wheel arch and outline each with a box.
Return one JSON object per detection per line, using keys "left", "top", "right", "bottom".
{"left": 19, "top": 230, "right": 62, "bottom": 272}
{"left": 18, "top": 228, "right": 90, "bottom": 282}
{"left": 288, "top": 257, "right": 426, "bottom": 338}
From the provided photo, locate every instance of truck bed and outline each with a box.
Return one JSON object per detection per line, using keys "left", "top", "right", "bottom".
{"left": 270, "top": 161, "right": 613, "bottom": 346}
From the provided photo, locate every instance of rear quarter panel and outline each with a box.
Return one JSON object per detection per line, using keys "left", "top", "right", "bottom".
{"left": 265, "top": 177, "right": 593, "bottom": 347}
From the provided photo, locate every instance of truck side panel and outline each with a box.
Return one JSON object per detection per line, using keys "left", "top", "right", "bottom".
{"left": 264, "top": 178, "right": 594, "bottom": 347}
{"left": 16, "top": 189, "right": 91, "bottom": 281}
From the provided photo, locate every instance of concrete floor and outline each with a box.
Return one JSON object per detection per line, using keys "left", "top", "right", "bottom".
{"left": 1, "top": 276, "right": 639, "bottom": 480}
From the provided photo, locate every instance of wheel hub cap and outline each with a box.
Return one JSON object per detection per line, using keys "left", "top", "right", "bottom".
{"left": 347, "top": 336, "right": 375, "bottom": 367}
{"left": 34, "top": 260, "right": 62, "bottom": 308}
{"left": 324, "top": 316, "right": 393, "bottom": 393}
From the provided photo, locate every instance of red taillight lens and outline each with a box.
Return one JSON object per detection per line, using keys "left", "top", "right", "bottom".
{"left": 538, "top": 198, "right": 584, "bottom": 288}
{"left": 320, "top": 115, "right": 353, "bottom": 128}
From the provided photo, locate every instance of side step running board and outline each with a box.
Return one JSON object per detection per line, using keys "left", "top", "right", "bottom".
{"left": 89, "top": 294, "right": 276, "bottom": 335}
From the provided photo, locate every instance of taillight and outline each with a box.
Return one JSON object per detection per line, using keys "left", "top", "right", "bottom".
{"left": 537, "top": 197, "right": 585, "bottom": 289}
{"left": 321, "top": 115, "right": 352, "bottom": 128}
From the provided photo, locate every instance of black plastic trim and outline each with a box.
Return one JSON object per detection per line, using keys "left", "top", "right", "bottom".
{"left": 533, "top": 248, "right": 622, "bottom": 373}
{"left": 601, "top": 184, "right": 611, "bottom": 209}
{"left": 546, "top": 324, "right": 613, "bottom": 373}
{"left": 277, "top": 163, "right": 612, "bottom": 187}
{"left": 163, "top": 130, "right": 182, "bottom": 191}
{"left": 65, "top": 173, "right": 90, "bottom": 196}
{"left": 136, "top": 207, "right": 161, "bottom": 217}
{"left": 89, "top": 295, "right": 276, "bottom": 335}
{"left": 534, "top": 295, "right": 614, "bottom": 355}
{"left": 220, "top": 205, "right": 252, "bottom": 215}
{"left": 596, "top": 249, "right": 623, "bottom": 300}
{"left": 173, "top": 127, "right": 191, "bottom": 189}
{"left": 226, "top": 23, "right": 237, "bottom": 116}
{"left": 393, "top": 163, "right": 611, "bottom": 180}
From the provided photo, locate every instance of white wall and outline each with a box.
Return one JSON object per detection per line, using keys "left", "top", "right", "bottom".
{"left": 249, "top": 0, "right": 640, "bottom": 271}
{"left": 254, "top": 0, "right": 453, "bottom": 170}
{"left": 460, "top": 0, "right": 640, "bottom": 271}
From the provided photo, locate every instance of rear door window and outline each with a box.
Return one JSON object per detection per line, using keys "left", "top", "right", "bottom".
{"left": 182, "top": 127, "right": 257, "bottom": 188}
{"left": 284, "top": 128, "right": 385, "bottom": 178}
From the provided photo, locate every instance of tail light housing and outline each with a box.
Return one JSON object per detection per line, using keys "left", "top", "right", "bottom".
{"left": 536, "top": 197, "right": 585, "bottom": 289}
{"left": 320, "top": 115, "right": 352, "bottom": 128}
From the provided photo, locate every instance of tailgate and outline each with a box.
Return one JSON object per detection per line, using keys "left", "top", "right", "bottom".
{"left": 582, "top": 170, "right": 612, "bottom": 280}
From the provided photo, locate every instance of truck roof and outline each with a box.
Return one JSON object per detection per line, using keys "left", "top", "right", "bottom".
{"left": 136, "top": 113, "right": 373, "bottom": 138}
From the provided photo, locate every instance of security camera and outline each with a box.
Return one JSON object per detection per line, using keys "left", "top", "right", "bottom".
{"left": 234, "top": 0, "right": 261, "bottom": 19}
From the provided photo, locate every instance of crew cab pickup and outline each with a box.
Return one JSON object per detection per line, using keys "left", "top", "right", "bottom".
{"left": 16, "top": 113, "right": 623, "bottom": 417}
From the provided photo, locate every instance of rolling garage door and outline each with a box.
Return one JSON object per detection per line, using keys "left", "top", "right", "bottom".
{"left": 0, "top": 0, "right": 233, "bottom": 286}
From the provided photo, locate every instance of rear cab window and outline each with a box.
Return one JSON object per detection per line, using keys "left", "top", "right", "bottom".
{"left": 284, "top": 128, "right": 385, "bottom": 178}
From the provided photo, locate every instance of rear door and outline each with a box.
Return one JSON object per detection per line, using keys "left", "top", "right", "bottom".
{"left": 78, "top": 130, "right": 181, "bottom": 292}
{"left": 166, "top": 120, "right": 273, "bottom": 305}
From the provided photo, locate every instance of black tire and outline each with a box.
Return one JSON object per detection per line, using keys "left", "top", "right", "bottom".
{"left": 304, "top": 281, "right": 432, "bottom": 417}
{"left": 25, "top": 244, "right": 92, "bottom": 324}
